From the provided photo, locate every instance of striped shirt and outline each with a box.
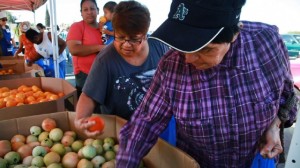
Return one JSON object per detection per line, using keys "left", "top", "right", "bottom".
{"left": 117, "top": 21, "right": 298, "bottom": 168}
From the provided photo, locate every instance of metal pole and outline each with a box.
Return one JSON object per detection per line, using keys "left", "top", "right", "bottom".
{"left": 33, "top": 11, "right": 36, "bottom": 25}
{"left": 49, "top": 0, "right": 59, "bottom": 78}
{"left": 285, "top": 95, "right": 300, "bottom": 168}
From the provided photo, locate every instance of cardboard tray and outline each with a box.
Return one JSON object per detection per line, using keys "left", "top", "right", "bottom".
{"left": 0, "top": 111, "right": 200, "bottom": 168}
{"left": 0, "top": 56, "right": 44, "bottom": 80}
{"left": 0, "top": 77, "right": 77, "bottom": 120}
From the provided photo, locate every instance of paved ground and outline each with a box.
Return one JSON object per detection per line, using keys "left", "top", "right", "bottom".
{"left": 65, "top": 59, "right": 75, "bottom": 87}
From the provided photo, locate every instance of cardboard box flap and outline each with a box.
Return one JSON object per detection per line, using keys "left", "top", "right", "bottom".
{"left": 0, "top": 56, "right": 24, "bottom": 61}
{"left": 0, "top": 101, "right": 60, "bottom": 121}
{"left": 154, "top": 139, "right": 200, "bottom": 168}
{"left": 0, "top": 56, "right": 44, "bottom": 79}
{"left": 0, "top": 119, "right": 19, "bottom": 140}
{"left": 0, "top": 58, "right": 26, "bottom": 73}
{"left": 40, "top": 77, "right": 76, "bottom": 96}
{"left": 1, "top": 62, "right": 17, "bottom": 67}
{"left": 0, "top": 77, "right": 41, "bottom": 89}
{"left": 62, "top": 79, "right": 77, "bottom": 96}
{"left": 0, "top": 112, "right": 71, "bottom": 140}
{"left": 116, "top": 116, "right": 127, "bottom": 139}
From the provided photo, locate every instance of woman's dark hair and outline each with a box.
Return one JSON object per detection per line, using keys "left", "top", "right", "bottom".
{"left": 36, "top": 23, "right": 45, "bottom": 29}
{"left": 103, "top": 1, "right": 117, "bottom": 12}
{"left": 211, "top": 25, "right": 240, "bottom": 43}
{"left": 112, "top": 1, "right": 150, "bottom": 37}
{"left": 25, "top": 29, "right": 39, "bottom": 42}
{"left": 80, "top": 0, "right": 99, "bottom": 11}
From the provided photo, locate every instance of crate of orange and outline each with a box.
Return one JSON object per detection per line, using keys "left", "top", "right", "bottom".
{"left": 0, "top": 56, "right": 44, "bottom": 80}
{"left": 0, "top": 77, "right": 77, "bottom": 120}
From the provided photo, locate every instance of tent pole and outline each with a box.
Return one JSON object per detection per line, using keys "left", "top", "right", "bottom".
{"left": 49, "top": 0, "right": 59, "bottom": 78}
{"left": 33, "top": 11, "right": 36, "bottom": 25}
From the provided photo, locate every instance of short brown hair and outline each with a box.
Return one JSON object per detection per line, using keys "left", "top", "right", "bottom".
{"left": 112, "top": 1, "right": 150, "bottom": 37}
{"left": 80, "top": 0, "right": 99, "bottom": 11}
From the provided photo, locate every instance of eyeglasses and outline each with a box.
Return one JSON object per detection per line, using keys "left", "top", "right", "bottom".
{"left": 1, "top": 18, "right": 7, "bottom": 22}
{"left": 114, "top": 36, "right": 146, "bottom": 46}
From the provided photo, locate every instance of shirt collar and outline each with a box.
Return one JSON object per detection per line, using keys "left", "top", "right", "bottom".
{"left": 186, "top": 33, "right": 248, "bottom": 81}
{"left": 219, "top": 33, "right": 248, "bottom": 71}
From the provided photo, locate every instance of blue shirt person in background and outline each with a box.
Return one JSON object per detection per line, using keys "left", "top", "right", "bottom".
{"left": 0, "top": 11, "right": 17, "bottom": 56}
{"left": 100, "top": 1, "right": 117, "bottom": 45}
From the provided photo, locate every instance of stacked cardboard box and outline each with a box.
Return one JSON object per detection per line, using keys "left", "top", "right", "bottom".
{"left": 0, "top": 112, "right": 200, "bottom": 168}
{"left": 0, "top": 77, "right": 77, "bottom": 120}
{"left": 0, "top": 56, "right": 44, "bottom": 80}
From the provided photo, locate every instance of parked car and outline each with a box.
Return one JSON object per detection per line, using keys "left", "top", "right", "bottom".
{"left": 292, "top": 34, "right": 300, "bottom": 43}
{"left": 281, "top": 34, "right": 300, "bottom": 59}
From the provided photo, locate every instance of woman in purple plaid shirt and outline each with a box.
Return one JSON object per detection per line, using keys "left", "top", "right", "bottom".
{"left": 116, "top": 0, "right": 299, "bottom": 167}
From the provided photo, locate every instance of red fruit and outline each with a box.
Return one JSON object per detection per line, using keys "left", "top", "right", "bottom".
{"left": 0, "top": 140, "right": 11, "bottom": 157}
{"left": 11, "top": 142, "right": 24, "bottom": 151}
{"left": 27, "top": 141, "right": 40, "bottom": 148}
{"left": 17, "top": 144, "right": 32, "bottom": 159}
{"left": 42, "top": 118, "right": 57, "bottom": 132}
{"left": 88, "top": 116, "right": 105, "bottom": 132}
{"left": 11, "top": 134, "right": 26, "bottom": 144}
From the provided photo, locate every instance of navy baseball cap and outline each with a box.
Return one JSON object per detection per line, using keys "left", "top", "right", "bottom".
{"left": 150, "top": 0, "right": 246, "bottom": 53}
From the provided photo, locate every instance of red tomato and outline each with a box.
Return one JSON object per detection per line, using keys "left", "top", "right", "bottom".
{"left": 88, "top": 116, "right": 105, "bottom": 132}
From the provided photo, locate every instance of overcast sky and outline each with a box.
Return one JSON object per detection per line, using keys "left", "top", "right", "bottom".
{"left": 9, "top": 0, "right": 300, "bottom": 33}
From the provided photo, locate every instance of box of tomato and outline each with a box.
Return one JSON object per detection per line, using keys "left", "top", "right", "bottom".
{"left": 0, "top": 111, "right": 200, "bottom": 168}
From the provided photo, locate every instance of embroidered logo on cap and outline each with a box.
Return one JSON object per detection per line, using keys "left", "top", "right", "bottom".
{"left": 173, "top": 3, "right": 188, "bottom": 21}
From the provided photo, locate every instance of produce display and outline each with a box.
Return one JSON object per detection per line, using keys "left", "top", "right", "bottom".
{"left": 0, "top": 117, "right": 145, "bottom": 168}
{"left": 0, "top": 85, "right": 64, "bottom": 109}
{"left": 0, "top": 69, "right": 14, "bottom": 76}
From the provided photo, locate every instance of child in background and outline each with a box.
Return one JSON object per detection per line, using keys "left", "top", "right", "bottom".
{"left": 99, "top": 1, "right": 117, "bottom": 45}
{"left": 99, "top": 16, "right": 107, "bottom": 43}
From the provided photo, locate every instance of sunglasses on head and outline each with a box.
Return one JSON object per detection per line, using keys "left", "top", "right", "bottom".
{"left": 1, "top": 18, "right": 7, "bottom": 21}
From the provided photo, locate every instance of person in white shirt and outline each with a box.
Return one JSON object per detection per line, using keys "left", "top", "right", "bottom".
{"left": 25, "top": 29, "right": 66, "bottom": 78}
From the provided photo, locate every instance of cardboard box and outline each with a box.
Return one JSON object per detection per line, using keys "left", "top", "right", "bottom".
{"left": 0, "top": 56, "right": 44, "bottom": 80}
{"left": 0, "top": 77, "right": 77, "bottom": 120}
{"left": 0, "top": 112, "right": 200, "bottom": 168}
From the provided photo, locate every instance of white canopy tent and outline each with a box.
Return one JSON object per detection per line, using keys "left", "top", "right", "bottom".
{"left": 0, "top": 0, "right": 60, "bottom": 78}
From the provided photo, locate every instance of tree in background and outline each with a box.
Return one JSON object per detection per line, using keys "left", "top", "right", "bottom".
{"left": 6, "top": 12, "right": 17, "bottom": 23}
{"left": 288, "top": 31, "right": 300, "bottom": 34}
{"left": 45, "top": 6, "right": 50, "bottom": 27}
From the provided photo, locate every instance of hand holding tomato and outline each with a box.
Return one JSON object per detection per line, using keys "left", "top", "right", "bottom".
{"left": 88, "top": 116, "right": 105, "bottom": 132}
{"left": 74, "top": 116, "right": 105, "bottom": 138}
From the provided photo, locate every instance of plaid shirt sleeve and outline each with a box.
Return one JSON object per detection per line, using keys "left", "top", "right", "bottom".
{"left": 276, "top": 34, "right": 299, "bottom": 123}
{"left": 116, "top": 53, "right": 173, "bottom": 167}
{"left": 254, "top": 24, "right": 298, "bottom": 123}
